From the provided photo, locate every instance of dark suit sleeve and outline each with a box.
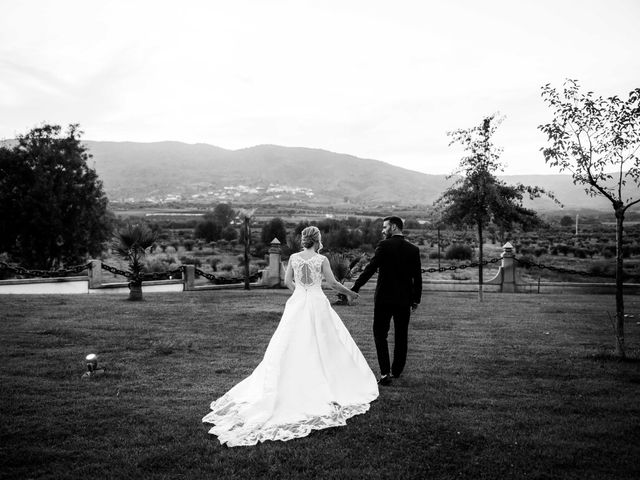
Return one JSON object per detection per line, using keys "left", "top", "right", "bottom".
{"left": 351, "top": 243, "right": 383, "bottom": 292}
{"left": 412, "top": 247, "right": 422, "bottom": 305}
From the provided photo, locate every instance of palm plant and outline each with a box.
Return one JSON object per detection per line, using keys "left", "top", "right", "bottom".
{"left": 327, "top": 252, "right": 353, "bottom": 305}
{"left": 113, "top": 224, "right": 156, "bottom": 301}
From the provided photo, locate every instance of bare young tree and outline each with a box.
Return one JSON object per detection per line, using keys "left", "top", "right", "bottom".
{"left": 539, "top": 79, "right": 640, "bottom": 359}
{"left": 436, "top": 113, "right": 551, "bottom": 301}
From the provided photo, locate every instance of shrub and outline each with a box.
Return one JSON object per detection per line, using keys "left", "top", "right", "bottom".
{"left": 221, "top": 226, "right": 238, "bottom": 242}
{"left": 183, "top": 239, "right": 195, "bottom": 251}
{"left": 219, "top": 263, "right": 234, "bottom": 272}
{"left": 144, "top": 254, "right": 177, "bottom": 273}
{"left": 444, "top": 244, "right": 473, "bottom": 261}
{"left": 588, "top": 261, "right": 615, "bottom": 278}
{"left": 517, "top": 255, "right": 536, "bottom": 270}
{"left": 209, "top": 258, "right": 222, "bottom": 271}
{"left": 573, "top": 248, "right": 587, "bottom": 259}
{"left": 534, "top": 247, "right": 547, "bottom": 257}
{"left": 450, "top": 271, "right": 471, "bottom": 281}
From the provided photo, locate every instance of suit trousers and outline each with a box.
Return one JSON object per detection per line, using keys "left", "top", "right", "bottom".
{"left": 373, "top": 302, "right": 411, "bottom": 377}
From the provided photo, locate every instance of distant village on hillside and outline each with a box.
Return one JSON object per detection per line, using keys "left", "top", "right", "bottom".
{"left": 115, "top": 183, "right": 315, "bottom": 204}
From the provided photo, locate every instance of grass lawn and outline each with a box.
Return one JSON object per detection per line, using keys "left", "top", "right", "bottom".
{"left": 1, "top": 289, "right": 639, "bottom": 480}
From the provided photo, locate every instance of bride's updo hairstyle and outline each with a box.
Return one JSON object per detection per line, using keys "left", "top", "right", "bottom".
{"left": 300, "top": 226, "right": 323, "bottom": 252}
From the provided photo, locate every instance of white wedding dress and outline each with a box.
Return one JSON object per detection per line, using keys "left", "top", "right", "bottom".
{"left": 202, "top": 252, "right": 379, "bottom": 447}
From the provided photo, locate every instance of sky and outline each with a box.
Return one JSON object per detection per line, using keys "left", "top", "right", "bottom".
{"left": 1, "top": 0, "right": 639, "bottom": 175}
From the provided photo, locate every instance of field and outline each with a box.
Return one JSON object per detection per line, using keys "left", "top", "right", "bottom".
{"left": 1, "top": 289, "right": 640, "bottom": 479}
{"left": 93, "top": 209, "right": 640, "bottom": 288}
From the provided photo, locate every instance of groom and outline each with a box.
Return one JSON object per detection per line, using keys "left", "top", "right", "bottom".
{"left": 350, "top": 216, "right": 422, "bottom": 386}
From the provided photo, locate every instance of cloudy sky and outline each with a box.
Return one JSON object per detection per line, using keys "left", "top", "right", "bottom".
{"left": 1, "top": 0, "right": 639, "bottom": 175}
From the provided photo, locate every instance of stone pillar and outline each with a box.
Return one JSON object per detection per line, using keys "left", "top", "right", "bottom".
{"left": 265, "top": 238, "right": 282, "bottom": 287}
{"left": 500, "top": 242, "right": 517, "bottom": 292}
{"left": 88, "top": 260, "right": 102, "bottom": 289}
{"left": 486, "top": 242, "right": 518, "bottom": 293}
{"left": 183, "top": 264, "right": 195, "bottom": 291}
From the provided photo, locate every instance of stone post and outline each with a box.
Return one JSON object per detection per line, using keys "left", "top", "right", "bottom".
{"left": 265, "top": 238, "right": 282, "bottom": 287}
{"left": 183, "top": 264, "right": 195, "bottom": 291}
{"left": 500, "top": 242, "right": 517, "bottom": 293}
{"left": 486, "top": 242, "right": 518, "bottom": 293}
{"left": 88, "top": 260, "right": 102, "bottom": 289}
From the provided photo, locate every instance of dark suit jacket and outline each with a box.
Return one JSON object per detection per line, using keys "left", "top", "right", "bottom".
{"left": 352, "top": 235, "right": 422, "bottom": 306}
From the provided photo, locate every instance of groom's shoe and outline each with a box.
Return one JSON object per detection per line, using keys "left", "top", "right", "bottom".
{"left": 377, "top": 374, "right": 392, "bottom": 386}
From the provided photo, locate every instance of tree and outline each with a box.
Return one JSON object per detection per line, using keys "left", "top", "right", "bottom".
{"left": 435, "top": 114, "right": 551, "bottom": 301}
{"left": 261, "top": 217, "right": 287, "bottom": 245}
{"left": 0, "top": 124, "right": 113, "bottom": 269}
{"left": 213, "top": 203, "right": 235, "bottom": 227}
{"left": 113, "top": 224, "right": 157, "bottom": 301}
{"left": 539, "top": 79, "right": 640, "bottom": 359}
{"left": 560, "top": 215, "right": 574, "bottom": 227}
{"left": 194, "top": 214, "right": 223, "bottom": 242}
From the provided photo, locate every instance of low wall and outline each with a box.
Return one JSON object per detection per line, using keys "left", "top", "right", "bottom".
{"left": 88, "top": 280, "right": 184, "bottom": 295}
{"left": 0, "top": 276, "right": 89, "bottom": 294}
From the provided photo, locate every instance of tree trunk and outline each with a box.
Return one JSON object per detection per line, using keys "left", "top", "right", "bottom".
{"left": 244, "top": 218, "right": 251, "bottom": 291}
{"left": 128, "top": 280, "right": 143, "bottom": 301}
{"left": 478, "top": 220, "right": 484, "bottom": 302}
{"left": 614, "top": 208, "right": 625, "bottom": 359}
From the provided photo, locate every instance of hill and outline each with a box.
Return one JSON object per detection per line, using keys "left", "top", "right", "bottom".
{"left": 85, "top": 141, "right": 454, "bottom": 206}
{"left": 2, "top": 139, "right": 623, "bottom": 209}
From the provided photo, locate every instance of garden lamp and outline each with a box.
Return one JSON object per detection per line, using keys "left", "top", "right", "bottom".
{"left": 86, "top": 353, "right": 98, "bottom": 372}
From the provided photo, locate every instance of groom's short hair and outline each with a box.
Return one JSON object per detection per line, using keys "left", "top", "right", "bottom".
{"left": 384, "top": 216, "right": 403, "bottom": 230}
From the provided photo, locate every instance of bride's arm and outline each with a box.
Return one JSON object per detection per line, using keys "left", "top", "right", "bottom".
{"left": 284, "top": 260, "right": 295, "bottom": 291}
{"left": 321, "top": 257, "right": 359, "bottom": 299}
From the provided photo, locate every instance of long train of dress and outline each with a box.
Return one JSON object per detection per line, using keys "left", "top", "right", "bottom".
{"left": 202, "top": 253, "right": 379, "bottom": 447}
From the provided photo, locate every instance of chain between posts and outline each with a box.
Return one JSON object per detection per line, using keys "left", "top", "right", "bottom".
{"left": 100, "top": 263, "right": 184, "bottom": 280}
{"left": 194, "top": 267, "right": 262, "bottom": 284}
{"left": 421, "top": 257, "right": 501, "bottom": 274}
{"left": 514, "top": 257, "right": 640, "bottom": 280}
{"left": 0, "top": 261, "right": 91, "bottom": 277}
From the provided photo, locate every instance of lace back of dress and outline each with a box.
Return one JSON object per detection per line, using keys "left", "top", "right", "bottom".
{"left": 299, "top": 263, "right": 314, "bottom": 286}
{"left": 292, "top": 254, "right": 323, "bottom": 288}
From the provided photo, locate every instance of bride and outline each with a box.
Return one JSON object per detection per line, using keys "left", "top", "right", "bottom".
{"left": 202, "top": 226, "right": 379, "bottom": 447}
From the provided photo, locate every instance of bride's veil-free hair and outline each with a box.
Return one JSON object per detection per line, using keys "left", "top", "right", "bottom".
{"left": 300, "top": 226, "right": 323, "bottom": 252}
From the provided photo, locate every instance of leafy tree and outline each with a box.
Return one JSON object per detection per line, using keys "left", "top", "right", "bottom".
{"left": 261, "top": 217, "right": 287, "bottom": 245}
{"left": 435, "top": 114, "right": 551, "bottom": 301}
{"left": 213, "top": 203, "right": 235, "bottom": 227}
{"left": 560, "top": 215, "right": 574, "bottom": 227}
{"left": 539, "top": 79, "right": 640, "bottom": 358}
{"left": 113, "top": 224, "right": 156, "bottom": 301}
{"left": 0, "top": 124, "right": 113, "bottom": 269}
{"left": 194, "top": 214, "right": 223, "bottom": 242}
{"left": 221, "top": 226, "right": 238, "bottom": 242}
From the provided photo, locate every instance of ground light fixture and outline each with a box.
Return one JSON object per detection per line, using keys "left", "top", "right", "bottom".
{"left": 82, "top": 353, "right": 105, "bottom": 378}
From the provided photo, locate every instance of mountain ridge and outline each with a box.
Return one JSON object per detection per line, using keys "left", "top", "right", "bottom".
{"left": 1, "top": 138, "right": 625, "bottom": 210}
